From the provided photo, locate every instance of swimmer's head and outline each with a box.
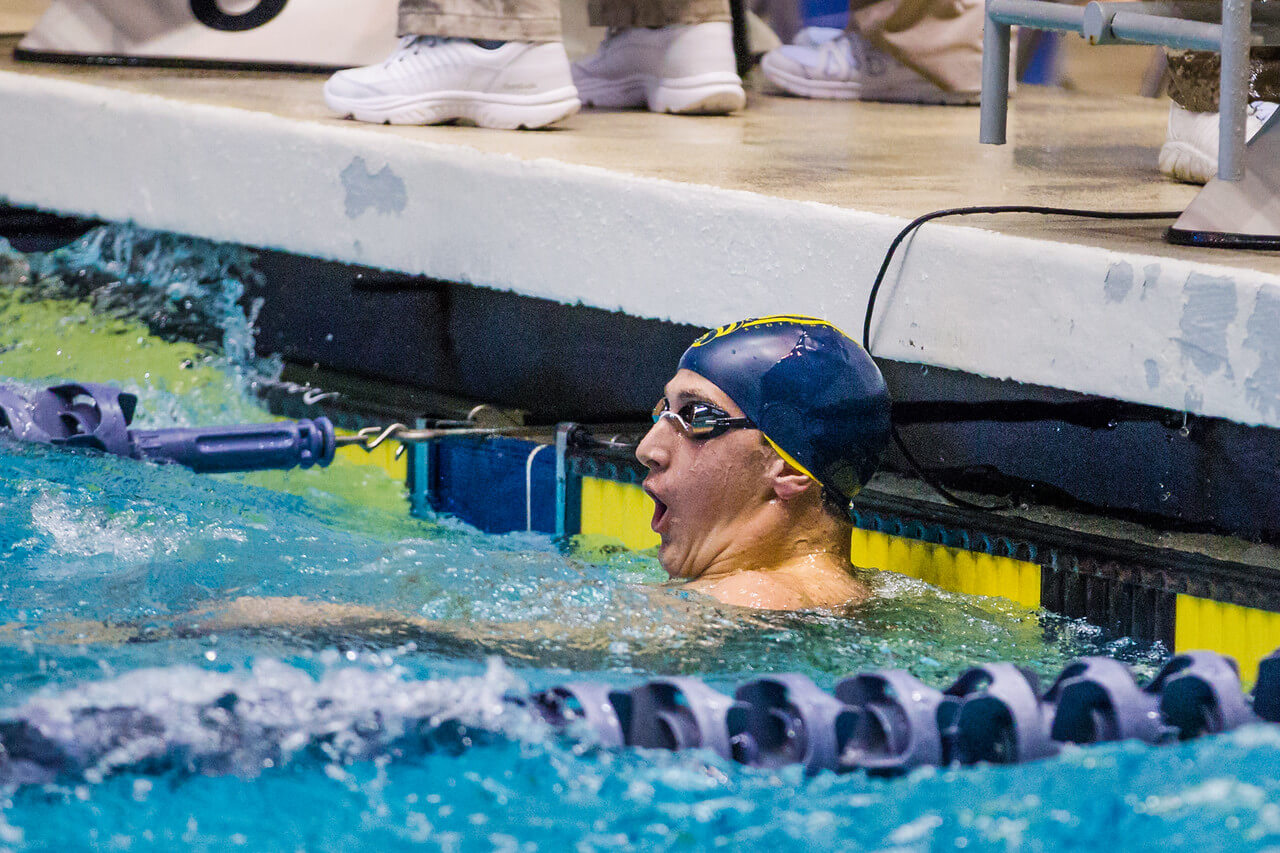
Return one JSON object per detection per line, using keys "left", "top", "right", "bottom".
{"left": 676, "top": 316, "right": 891, "bottom": 505}
{"left": 637, "top": 316, "right": 891, "bottom": 582}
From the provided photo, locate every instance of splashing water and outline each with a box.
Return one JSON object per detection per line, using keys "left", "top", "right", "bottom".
{"left": 3, "top": 227, "right": 1279, "bottom": 852}
{"left": 13, "top": 224, "right": 268, "bottom": 368}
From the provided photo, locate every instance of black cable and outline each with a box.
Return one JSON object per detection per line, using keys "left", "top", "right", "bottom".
{"left": 863, "top": 205, "right": 1183, "bottom": 513}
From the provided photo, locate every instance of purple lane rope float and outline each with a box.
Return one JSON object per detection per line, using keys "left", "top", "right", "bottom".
{"left": 531, "top": 649, "right": 1280, "bottom": 774}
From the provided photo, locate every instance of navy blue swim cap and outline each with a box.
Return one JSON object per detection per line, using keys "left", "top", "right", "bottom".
{"left": 677, "top": 316, "right": 891, "bottom": 502}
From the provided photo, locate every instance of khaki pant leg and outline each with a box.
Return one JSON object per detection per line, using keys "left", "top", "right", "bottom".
{"left": 398, "top": 0, "right": 562, "bottom": 41}
{"left": 850, "top": 0, "right": 983, "bottom": 92}
{"left": 1167, "top": 48, "right": 1280, "bottom": 112}
{"left": 588, "top": 0, "right": 730, "bottom": 30}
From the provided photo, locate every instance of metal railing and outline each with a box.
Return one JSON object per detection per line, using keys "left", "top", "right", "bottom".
{"left": 981, "top": 0, "right": 1280, "bottom": 180}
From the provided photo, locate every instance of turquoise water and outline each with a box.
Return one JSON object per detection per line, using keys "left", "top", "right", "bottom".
{"left": 0, "top": 226, "right": 1276, "bottom": 851}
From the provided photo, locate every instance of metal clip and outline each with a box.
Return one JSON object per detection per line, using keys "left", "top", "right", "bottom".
{"left": 331, "top": 398, "right": 534, "bottom": 458}
{"left": 334, "top": 422, "right": 519, "bottom": 459}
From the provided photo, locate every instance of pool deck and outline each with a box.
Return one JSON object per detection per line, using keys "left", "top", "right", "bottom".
{"left": 4, "top": 24, "right": 1280, "bottom": 433}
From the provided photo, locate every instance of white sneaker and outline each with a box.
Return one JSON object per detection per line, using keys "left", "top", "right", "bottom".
{"left": 792, "top": 26, "right": 845, "bottom": 48}
{"left": 324, "top": 36, "right": 581, "bottom": 130}
{"left": 571, "top": 22, "right": 746, "bottom": 115}
{"left": 760, "top": 31, "right": 978, "bottom": 104}
{"left": 1159, "top": 101, "right": 1279, "bottom": 184}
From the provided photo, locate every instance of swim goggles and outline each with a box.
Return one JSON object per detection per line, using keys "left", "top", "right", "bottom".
{"left": 651, "top": 398, "right": 755, "bottom": 440}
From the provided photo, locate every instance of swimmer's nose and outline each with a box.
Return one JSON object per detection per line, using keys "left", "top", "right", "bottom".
{"left": 635, "top": 419, "right": 671, "bottom": 471}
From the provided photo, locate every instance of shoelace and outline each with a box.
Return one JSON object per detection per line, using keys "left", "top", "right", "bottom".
{"left": 388, "top": 35, "right": 447, "bottom": 64}
{"left": 826, "top": 32, "right": 891, "bottom": 79}
{"left": 804, "top": 34, "right": 862, "bottom": 80}
{"left": 838, "top": 34, "right": 862, "bottom": 73}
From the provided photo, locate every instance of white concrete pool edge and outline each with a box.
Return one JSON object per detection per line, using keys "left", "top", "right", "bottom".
{"left": 5, "top": 69, "right": 1280, "bottom": 430}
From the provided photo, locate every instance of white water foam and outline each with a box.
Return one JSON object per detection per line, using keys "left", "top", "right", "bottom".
{"left": 0, "top": 657, "right": 538, "bottom": 784}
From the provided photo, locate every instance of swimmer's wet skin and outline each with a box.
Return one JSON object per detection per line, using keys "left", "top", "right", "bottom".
{"left": 636, "top": 316, "right": 891, "bottom": 612}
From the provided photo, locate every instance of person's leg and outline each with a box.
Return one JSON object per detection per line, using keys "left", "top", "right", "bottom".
{"left": 1166, "top": 48, "right": 1280, "bottom": 113}
{"left": 1160, "top": 48, "right": 1280, "bottom": 183}
{"left": 323, "top": 0, "right": 580, "bottom": 129}
{"left": 588, "top": 0, "right": 728, "bottom": 29}
{"left": 571, "top": 0, "right": 745, "bottom": 114}
{"left": 398, "top": 0, "right": 561, "bottom": 42}
{"left": 759, "top": 0, "right": 982, "bottom": 102}
{"left": 849, "top": 0, "right": 982, "bottom": 93}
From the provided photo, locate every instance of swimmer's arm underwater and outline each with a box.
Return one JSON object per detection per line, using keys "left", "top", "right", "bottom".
{"left": 0, "top": 598, "right": 611, "bottom": 663}
{"left": 0, "top": 583, "right": 758, "bottom": 649}
{"left": 0, "top": 578, "right": 849, "bottom": 652}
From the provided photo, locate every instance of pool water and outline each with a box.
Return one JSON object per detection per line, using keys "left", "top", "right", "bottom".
{"left": 0, "top": 226, "right": 1277, "bottom": 852}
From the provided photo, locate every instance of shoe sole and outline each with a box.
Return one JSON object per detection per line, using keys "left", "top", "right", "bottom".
{"left": 760, "top": 53, "right": 978, "bottom": 105}
{"left": 325, "top": 87, "right": 581, "bottom": 130}
{"left": 1159, "top": 140, "right": 1214, "bottom": 185}
{"left": 575, "top": 71, "right": 745, "bottom": 115}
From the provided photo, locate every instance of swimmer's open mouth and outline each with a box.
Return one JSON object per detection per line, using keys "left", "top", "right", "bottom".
{"left": 646, "top": 488, "right": 668, "bottom": 532}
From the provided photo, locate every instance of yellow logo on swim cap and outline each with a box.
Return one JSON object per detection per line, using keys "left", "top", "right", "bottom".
{"left": 688, "top": 315, "right": 848, "bottom": 348}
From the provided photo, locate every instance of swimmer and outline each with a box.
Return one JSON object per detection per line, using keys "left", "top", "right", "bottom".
{"left": 639, "top": 316, "right": 890, "bottom": 610}
{"left": 4, "top": 317, "right": 891, "bottom": 658}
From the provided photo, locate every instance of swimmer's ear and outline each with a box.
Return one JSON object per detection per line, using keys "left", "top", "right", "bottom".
{"left": 769, "top": 458, "right": 815, "bottom": 501}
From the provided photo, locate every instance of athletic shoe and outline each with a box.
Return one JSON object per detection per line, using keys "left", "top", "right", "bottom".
{"left": 1159, "top": 101, "right": 1279, "bottom": 184}
{"left": 760, "top": 31, "right": 978, "bottom": 104}
{"left": 792, "top": 26, "right": 845, "bottom": 48}
{"left": 571, "top": 22, "right": 746, "bottom": 115}
{"left": 324, "top": 36, "right": 580, "bottom": 130}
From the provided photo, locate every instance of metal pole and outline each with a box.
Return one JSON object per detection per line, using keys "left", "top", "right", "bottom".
{"left": 1106, "top": 11, "right": 1226, "bottom": 49}
{"left": 1219, "top": 0, "right": 1252, "bottom": 180}
{"left": 555, "top": 422, "right": 572, "bottom": 538}
{"left": 980, "top": 0, "right": 1013, "bottom": 144}
{"left": 989, "top": 0, "right": 1086, "bottom": 29}
{"left": 407, "top": 417, "right": 431, "bottom": 518}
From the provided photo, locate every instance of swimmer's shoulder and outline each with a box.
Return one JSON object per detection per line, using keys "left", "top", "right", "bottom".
{"left": 701, "top": 570, "right": 808, "bottom": 610}
{"left": 703, "top": 563, "right": 871, "bottom": 611}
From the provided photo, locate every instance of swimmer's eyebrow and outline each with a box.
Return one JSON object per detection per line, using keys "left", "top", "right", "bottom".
{"left": 665, "top": 386, "right": 718, "bottom": 409}
{"left": 665, "top": 389, "right": 691, "bottom": 407}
